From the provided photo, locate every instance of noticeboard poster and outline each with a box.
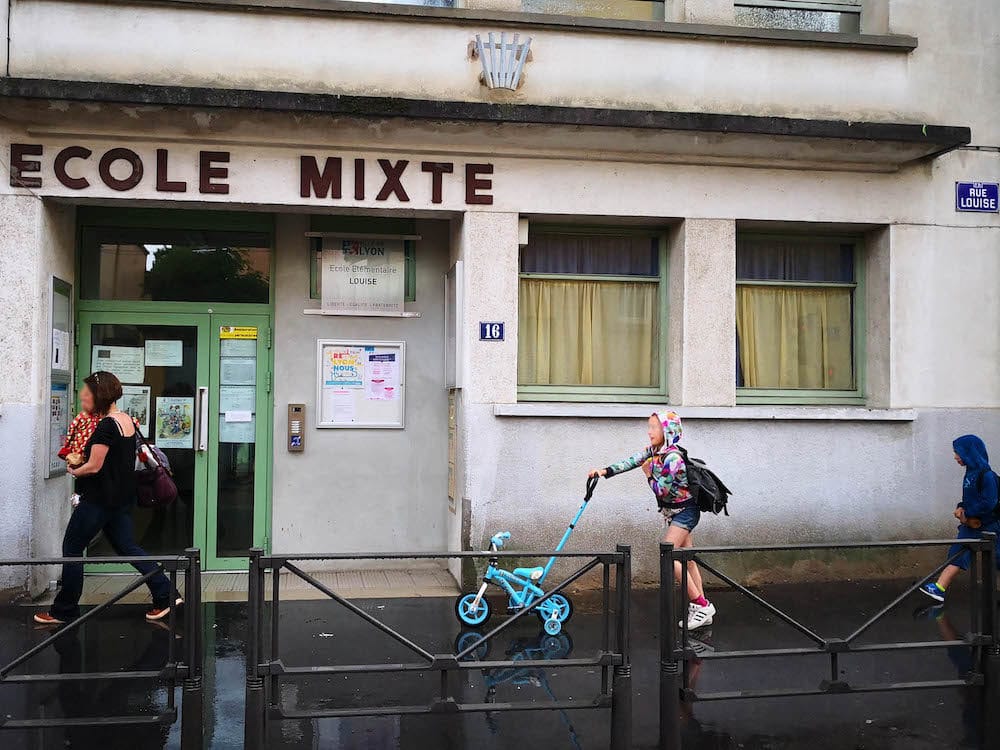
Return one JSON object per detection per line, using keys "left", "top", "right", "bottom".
{"left": 316, "top": 340, "right": 405, "bottom": 428}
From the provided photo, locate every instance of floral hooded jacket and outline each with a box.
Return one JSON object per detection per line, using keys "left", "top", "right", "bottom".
{"left": 603, "top": 411, "right": 692, "bottom": 508}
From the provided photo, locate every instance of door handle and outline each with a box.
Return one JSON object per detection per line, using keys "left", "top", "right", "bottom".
{"left": 196, "top": 386, "right": 209, "bottom": 451}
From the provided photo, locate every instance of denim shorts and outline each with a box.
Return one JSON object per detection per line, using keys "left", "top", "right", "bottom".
{"left": 664, "top": 504, "right": 700, "bottom": 532}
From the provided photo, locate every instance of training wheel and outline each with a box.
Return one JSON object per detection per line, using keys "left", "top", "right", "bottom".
{"left": 544, "top": 617, "right": 562, "bottom": 636}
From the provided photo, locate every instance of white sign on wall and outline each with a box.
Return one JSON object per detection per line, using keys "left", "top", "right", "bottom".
{"left": 321, "top": 238, "right": 405, "bottom": 316}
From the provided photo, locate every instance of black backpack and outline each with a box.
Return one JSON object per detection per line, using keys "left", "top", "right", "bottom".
{"left": 678, "top": 446, "right": 732, "bottom": 515}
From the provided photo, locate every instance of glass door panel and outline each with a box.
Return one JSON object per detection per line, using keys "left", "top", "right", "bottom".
{"left": 78, "top": 313, "right": 210, "bottom": 560}
{"left": 206, "top": 315, "right": 270, "bottom": 569}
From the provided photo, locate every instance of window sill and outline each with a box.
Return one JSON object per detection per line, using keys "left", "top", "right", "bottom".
{"left": 139, "top": 0, "right": 918, "bottom": 53}
{"left": 495, "top": 403, "right": 916, "bottom": 421}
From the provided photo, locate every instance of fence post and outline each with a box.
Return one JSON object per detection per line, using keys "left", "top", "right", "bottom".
{"left": 181, "top": 548, "right": 204, "bottom": 750}
{"left": 610, "top": 545, "right": 632, "bottom": 750}
{"left": 659, "top": 542, "right": 682, "bottom": 750}
{"left": 245, "top": 548, "right": 266, "bottom": 750}
{"left": 981, "top": 533, "right": 1000, "bottom": 750}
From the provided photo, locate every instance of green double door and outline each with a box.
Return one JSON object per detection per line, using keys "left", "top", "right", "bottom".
{"left": 78, "top": 310, "right": 271, "bottom": 570}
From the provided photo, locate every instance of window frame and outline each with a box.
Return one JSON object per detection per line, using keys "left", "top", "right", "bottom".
{"left": 735, "top": 231, "right": 866, "bottom": 406}
{"left": 517, "top": 226, "right": 669, "bottom": 403}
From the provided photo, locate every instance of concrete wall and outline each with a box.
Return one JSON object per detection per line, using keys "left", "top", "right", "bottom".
{"left": 7, "top": 1, "right": 1000, "bottom": 140}
{"left": 271, "top": 214, "right": 451, "bottom": 560}
{"left": 0, "top": 197, "right": 75, "bottom": 596}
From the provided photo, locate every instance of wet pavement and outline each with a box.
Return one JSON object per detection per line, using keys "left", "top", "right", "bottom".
{"left": 0, "top": 578, "right": 990, "bottom": 749}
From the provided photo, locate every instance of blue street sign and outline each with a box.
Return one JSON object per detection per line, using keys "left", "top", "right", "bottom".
{"left": 479, "top": 322, "right": 505, "bottom": 341}
{"left": 955, "top": 182, "right": 999, "bottom": 213}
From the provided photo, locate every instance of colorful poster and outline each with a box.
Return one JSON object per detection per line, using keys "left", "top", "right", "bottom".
{"left": 321, "top": 238, "right": 406, "bottom": 315}
{"left": 155, "top": 397, "right": 194, "bottom": 448}
{"left": 121, "top": 385, "right": 151, "bottom": 434}
{"left": 144, "top": 340, "right": 183, "bottom": 367}
{"left": 91, "top": 345, "right": 145, "bottom": 384}
{"left": 323, "top": 346, "right": 364, "bottom": 388}
{"left": 365, "top": 352, "right": 400, "bottom": 400}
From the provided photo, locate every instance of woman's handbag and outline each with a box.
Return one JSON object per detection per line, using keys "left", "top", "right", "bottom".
{"left": 134, "top": 427, "right": 178, "bottom": 508}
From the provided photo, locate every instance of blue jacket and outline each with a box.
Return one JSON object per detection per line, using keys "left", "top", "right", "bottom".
{"left": 953, "top": 435, "right": 999, "bottom": 523}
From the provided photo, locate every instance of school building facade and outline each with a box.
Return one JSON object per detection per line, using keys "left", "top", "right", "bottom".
{"left": 0, "top": 0, "right": 997, "bottom": 592}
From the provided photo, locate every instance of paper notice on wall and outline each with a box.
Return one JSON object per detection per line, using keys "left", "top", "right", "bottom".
{"left": 220, "top": 339, "right": 256, "bottom": 358}
{"left": 121, "top": 385, "right": 151, "bottom": 434}
{"left": 220, "top": 357, "right": 256, "bottom": 386}
{"left": 219, "top": 414, "right": 256, "bottom": 444}
{"left": 365, "top": 353, "right": 399, "bottom": 400}
{"left": 48, "top": 382, "right": 70, "bottom": 475}
{"left": 219, "top": 386, "right": 256, "bottom": 413}
{"left": 155, "top": 396, "right": 194, "bottom": 448}
{"left": 92, "top": 345, "right": 145, "bottom": 384}
{"left": 144, "top": 340, "right": 183, "bottom": 367}
{"left": 51, "top": 329, "right": 70, "bottom": 371}
{"left": 322, "top": 388, "right": 355, "bottom": 425}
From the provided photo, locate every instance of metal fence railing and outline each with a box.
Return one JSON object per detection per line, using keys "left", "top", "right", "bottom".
{"left": 659, "top": 534, "right": 1000, "bottom": 749}
{"left": 0, "top": 549, "right": 203, "bottom": 748}
{"left": 244, "top": 546, "right": 632, "bottom": 750}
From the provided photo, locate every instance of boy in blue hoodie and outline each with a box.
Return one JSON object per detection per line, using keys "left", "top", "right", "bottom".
{"left": 921, "top": 434, "right": 1000, "bottom": 603}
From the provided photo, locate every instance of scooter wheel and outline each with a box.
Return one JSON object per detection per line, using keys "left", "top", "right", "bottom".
{"left": 535, "top": 593, "right": 573, "bottom": 625}
{"left": 543, "top": 617, "right": 562, "bottom": 636}
{"left": 455, "top": 593, "right": 492, "bottom": 628}
{"left": 541, "top": 632, "right": 573, "bottom": 659}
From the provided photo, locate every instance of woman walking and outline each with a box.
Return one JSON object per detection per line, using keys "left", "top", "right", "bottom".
{"left": 35, "top": 371, "right": 180, "bottom": 625}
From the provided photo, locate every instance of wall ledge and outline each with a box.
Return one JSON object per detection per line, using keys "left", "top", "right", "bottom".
{"left": 493, "top": 403, "right": 917, "bottom": 421}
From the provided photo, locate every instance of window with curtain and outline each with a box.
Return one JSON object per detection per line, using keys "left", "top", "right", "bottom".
{"left": 736, "top": 235, "right": 858, "bottom": 392}
{"left": 518, "top": 231, "right": 662, "bottom": 392}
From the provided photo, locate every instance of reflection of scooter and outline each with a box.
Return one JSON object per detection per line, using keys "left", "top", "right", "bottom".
{"left": 454, "top": 630, "right": 582, "bottom": 749}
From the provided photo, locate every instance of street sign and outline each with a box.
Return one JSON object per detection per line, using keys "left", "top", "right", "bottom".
{"left": 955, "top": 182, "right": 999, "bottom": 213}
{"left": 479, "top": 322, "right": 504, "bottom": 341}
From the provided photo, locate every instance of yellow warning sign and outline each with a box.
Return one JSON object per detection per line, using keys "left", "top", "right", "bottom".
{"left": 219, "top": 326, "right": 258, "bottom": 340}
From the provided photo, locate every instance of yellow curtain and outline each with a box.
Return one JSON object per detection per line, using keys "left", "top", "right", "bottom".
{"left": 737, "top": 285, "right": 853, "bottom": 389}
{"left": 518, "top": 278, "right": 658, "bottom": 386}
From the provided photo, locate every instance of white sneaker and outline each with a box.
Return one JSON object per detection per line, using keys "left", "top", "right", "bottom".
{"left": 679, "top": 602, "right": 716, "bottom": 630}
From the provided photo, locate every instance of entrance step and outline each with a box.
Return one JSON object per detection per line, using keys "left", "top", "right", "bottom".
{"left": 32, "top": 567, "right": 459, "bottom": 605}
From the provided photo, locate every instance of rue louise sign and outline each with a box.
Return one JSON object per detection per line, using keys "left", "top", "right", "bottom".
{"left": 955, "top": 181, "right": 999, "bottom": 213}
{"left": 8, "top": 144, "right": 495, "bottom": 206}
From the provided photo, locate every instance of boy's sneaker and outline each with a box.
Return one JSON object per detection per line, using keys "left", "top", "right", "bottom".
{"left": 680, "top": 602, "right": 716, "bottom": 630}
{"left": 146, "top": 598, "right": 184, "bottom": 622}
{"left": 920, "top": 583, "right": 946, "bottom": 603}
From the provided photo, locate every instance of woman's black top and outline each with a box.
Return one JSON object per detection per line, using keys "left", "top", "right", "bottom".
{"left": 75, "top": 416, "right": 136, "bottom": 508}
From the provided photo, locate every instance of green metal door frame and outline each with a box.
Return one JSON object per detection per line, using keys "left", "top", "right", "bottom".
{"left": 206, "top": 313, "right": 272, "bottom": 570}
{"left": 76, "top": 309, "right": 273, "bottom": 571}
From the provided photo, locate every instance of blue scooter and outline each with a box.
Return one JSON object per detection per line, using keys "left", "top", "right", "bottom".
{"left": 454, "top": 476, "right": 599, "bottom": 635}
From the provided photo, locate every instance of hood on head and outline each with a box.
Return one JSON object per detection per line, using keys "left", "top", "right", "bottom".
{"left": 953, "top": 434, "right": 990, "bottom": 472}
{"left": 654, "top": 410, "right": 682, "bottom": 452}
